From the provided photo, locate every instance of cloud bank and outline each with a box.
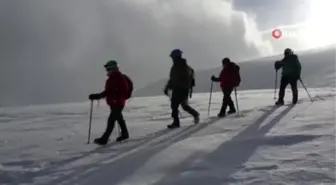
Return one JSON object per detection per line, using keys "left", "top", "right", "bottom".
{"left": 0, "top": 0, "right": 274, "bottom": 106}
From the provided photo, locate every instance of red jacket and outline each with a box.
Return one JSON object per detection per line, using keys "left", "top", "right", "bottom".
{"left": 99, "top": 71, "right": 129, "bottom": 107}
{"left": 219, "top": 62, "right": 240, "bottom": 88}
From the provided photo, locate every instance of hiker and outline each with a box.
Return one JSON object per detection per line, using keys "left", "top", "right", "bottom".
{"left": 274, "top": 48, "right": 301, "bottom": 105}
{"left": 211, "top": 57, "right": 241, "bottom": 117}
{"left": 164, "top": 49, "right": 200, "bottom": 129}
{"left": 89, "top": 60, "right": 130, "bottom": 145}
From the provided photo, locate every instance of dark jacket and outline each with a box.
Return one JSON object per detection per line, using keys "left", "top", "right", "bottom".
{"left": 166, "top": 58, "right": 194, "bottom": 90}
{"left": 218, "top": 62, "right": 241, "bottom": 88}
{"left": 275, "top": 54, "right": 301, "bottom": 78}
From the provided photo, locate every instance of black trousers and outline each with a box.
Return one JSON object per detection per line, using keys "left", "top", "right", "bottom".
{"left": 278, "top": 75, "right": 298, "bottom": 102}
{"left": 100, "top": 106, "right": 129, "bottom": 141}
{"left": 219, "top": 87, "right": 235, "bottom": 114}
{"left": 171, "top": 88, "right": 199, "bottom": 124}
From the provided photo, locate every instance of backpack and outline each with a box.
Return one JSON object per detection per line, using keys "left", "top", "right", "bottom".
{"left": 189, "top": 66, "right": 195, "bottom": 87}
{"left": 188, "top": 66, "right": 195, "bottom": 98}
{"left": 234, "top": 65, "right": 241, "bottom": 87}
{"left": 123, "top": 74, "right": 133, "bottom": 99}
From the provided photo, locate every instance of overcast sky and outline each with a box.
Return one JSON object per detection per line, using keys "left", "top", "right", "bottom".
{"left": 0, "top": 0, "right": 334, "bottom": 106}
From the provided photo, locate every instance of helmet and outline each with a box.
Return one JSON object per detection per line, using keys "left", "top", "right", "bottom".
{"left": 104, "top": 60, "right": 118, "bottom": 71}
{"left": 284, "top": 48, "right": 293, "bottom": 56}
{"left": 170, "top": 49, "right": 183, "bottom": 58}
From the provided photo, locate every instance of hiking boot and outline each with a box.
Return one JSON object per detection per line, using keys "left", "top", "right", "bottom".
{"left": 167, "top": 123, "right": 180, "bottom": 129}
{"left": 227, "top": 109, "right": 236, "bottom": 115}
{"left": 292, "top": 98, "right": 298, "bottom": 104}
{"left": 217, "top": 112, "right": 226, "bottom": 118}
{"left": 275, "top": 100, "right": 284, "bottom": 105}
{"left": 194, "top": 114, "right": 200, "bottom": 124}
{"left": 116, "top": 134, "right": 129, "bottom": 142}
{"left": 94, "top": 137, "right": 108, "bottom": 145}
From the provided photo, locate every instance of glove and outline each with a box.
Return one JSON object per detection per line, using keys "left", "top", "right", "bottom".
{"left": 274, "top": 61, "right": 282, "bottom": 70}
{"left": 164, "top": 87, "right": 169, "bottom": 96}
{"left": 211, "top": 75, "right": 216, "bottom": 81}
{"left": 89, "top": 93, "right": 101, "bottom": 100}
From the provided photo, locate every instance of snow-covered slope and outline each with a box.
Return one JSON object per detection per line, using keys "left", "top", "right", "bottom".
{"left": 0, "top": 88, "right": 335, "bottom": 185}
{"left": 135, "top": 46, "right": 335, "bottom": 97}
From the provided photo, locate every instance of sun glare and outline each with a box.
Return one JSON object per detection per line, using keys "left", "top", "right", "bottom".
{"left": 305, "top": 0, "right": 336, "bottom": 47}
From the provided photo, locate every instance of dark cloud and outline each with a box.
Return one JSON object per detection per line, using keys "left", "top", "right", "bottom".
{"left": 1, "top": 0, "right": 276, "bottom": 106}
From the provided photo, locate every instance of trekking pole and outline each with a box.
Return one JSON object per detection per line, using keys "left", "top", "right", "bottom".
{"left": 299, "top": 78, "right": 313, "bottom": 102}
{"left": 207, "top": 81, "right": 214, "bottom": 117}
{"left": 234, "top": 88, "right": 240, "bottom": 116}
{"left": 87, "top": 100, "right": 94, "bottom": 144}
{"left": 274, "top": 70, "right": 278, "bottom": 100}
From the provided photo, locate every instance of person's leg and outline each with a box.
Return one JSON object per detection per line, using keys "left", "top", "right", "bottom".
{"left": 218, "top": 88, "right": 230, "bottom": 117}
{"left": 168, "top": 89, "right": 181, "bottom": 128}
{"left": 289, "top": 78, "right": 298, "bottom": 104}
{"left": 115, "top": 106, "right": 129, "bottom": 141}
{"left": 94, "top": 108, "right": 117, "bottom": 145}
{"left": 180, "top": 89, "right": 200, "bottom": 124}
{"left": 226, "top": 88, "right": 236, "bottom": 114}
{"left": 276, "top": 76, "right": 289, "bottom": 105}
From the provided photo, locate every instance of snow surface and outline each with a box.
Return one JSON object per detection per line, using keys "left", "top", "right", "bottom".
{"left": 0, "top": 88, "right": 335, "bottom": 185}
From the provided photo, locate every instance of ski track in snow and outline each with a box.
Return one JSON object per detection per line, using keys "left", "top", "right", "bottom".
{"left": 0, "top": 88, "right": 335, "bottom": 185}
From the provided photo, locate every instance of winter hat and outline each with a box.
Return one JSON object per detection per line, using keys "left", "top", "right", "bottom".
{"left": 104, "top": 60, "right": 119, "bottom": 71}
{"left": 170, "top": 49, "right": 183, "bottom": 58}
{"left": 222, "top": 57, "right": 231, "bottom": 64}
{"left": 284, "top": 48, "right": 293, "bottom": 56}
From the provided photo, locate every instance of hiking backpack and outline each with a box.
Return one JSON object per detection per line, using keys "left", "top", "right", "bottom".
{"left": 235, "top": 65, "right": 241, "bottom": 87}
{"left": 123, "top": 74, "right": 133, "bottom": 99}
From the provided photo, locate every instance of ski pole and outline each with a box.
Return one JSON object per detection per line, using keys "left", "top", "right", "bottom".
{"left": 234, "top": 88, "right": 240, "bottom": 116}
{"left": 299, "top": 78, "right": 313, "bottom": 102}
{"left": 87, "top": 100, "right": 94, "bottom": 144}
{"left": 208, "top": 80, "right": 214, "bottom": 117}
{"left": 274, "top": 70, "right": 278, "bottom": 100}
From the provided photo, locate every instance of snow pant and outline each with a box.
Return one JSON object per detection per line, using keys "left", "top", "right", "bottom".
{"left": 278, "top": 75, "right": 298, "bottom": 103}
{"left": 100, "top": 106, "right": 129, "bottom": 141}
{"left": 219, "top": 87, "right": 235, "bottom": 115}
{"left": 171, "top": 87, "right": 199, "bottom": 124}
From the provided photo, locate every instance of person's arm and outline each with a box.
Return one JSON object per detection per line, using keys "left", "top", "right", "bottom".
{"left": 211, "top": 69, "right": 223, "bottom": 82}
{"left": 166, "top": 67, "right": 173, "bottom": 88}
{"left": 164, "top": 67, "right": 173, "bottom": 95}
{"left": 274, "top": 60, "right": 283, "bottom": 71}
{"left": 89, "top": 80, "right": 107, "bottom": 100}
{"left": 211, "top": 75, "right": 220, "bottom": 82}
